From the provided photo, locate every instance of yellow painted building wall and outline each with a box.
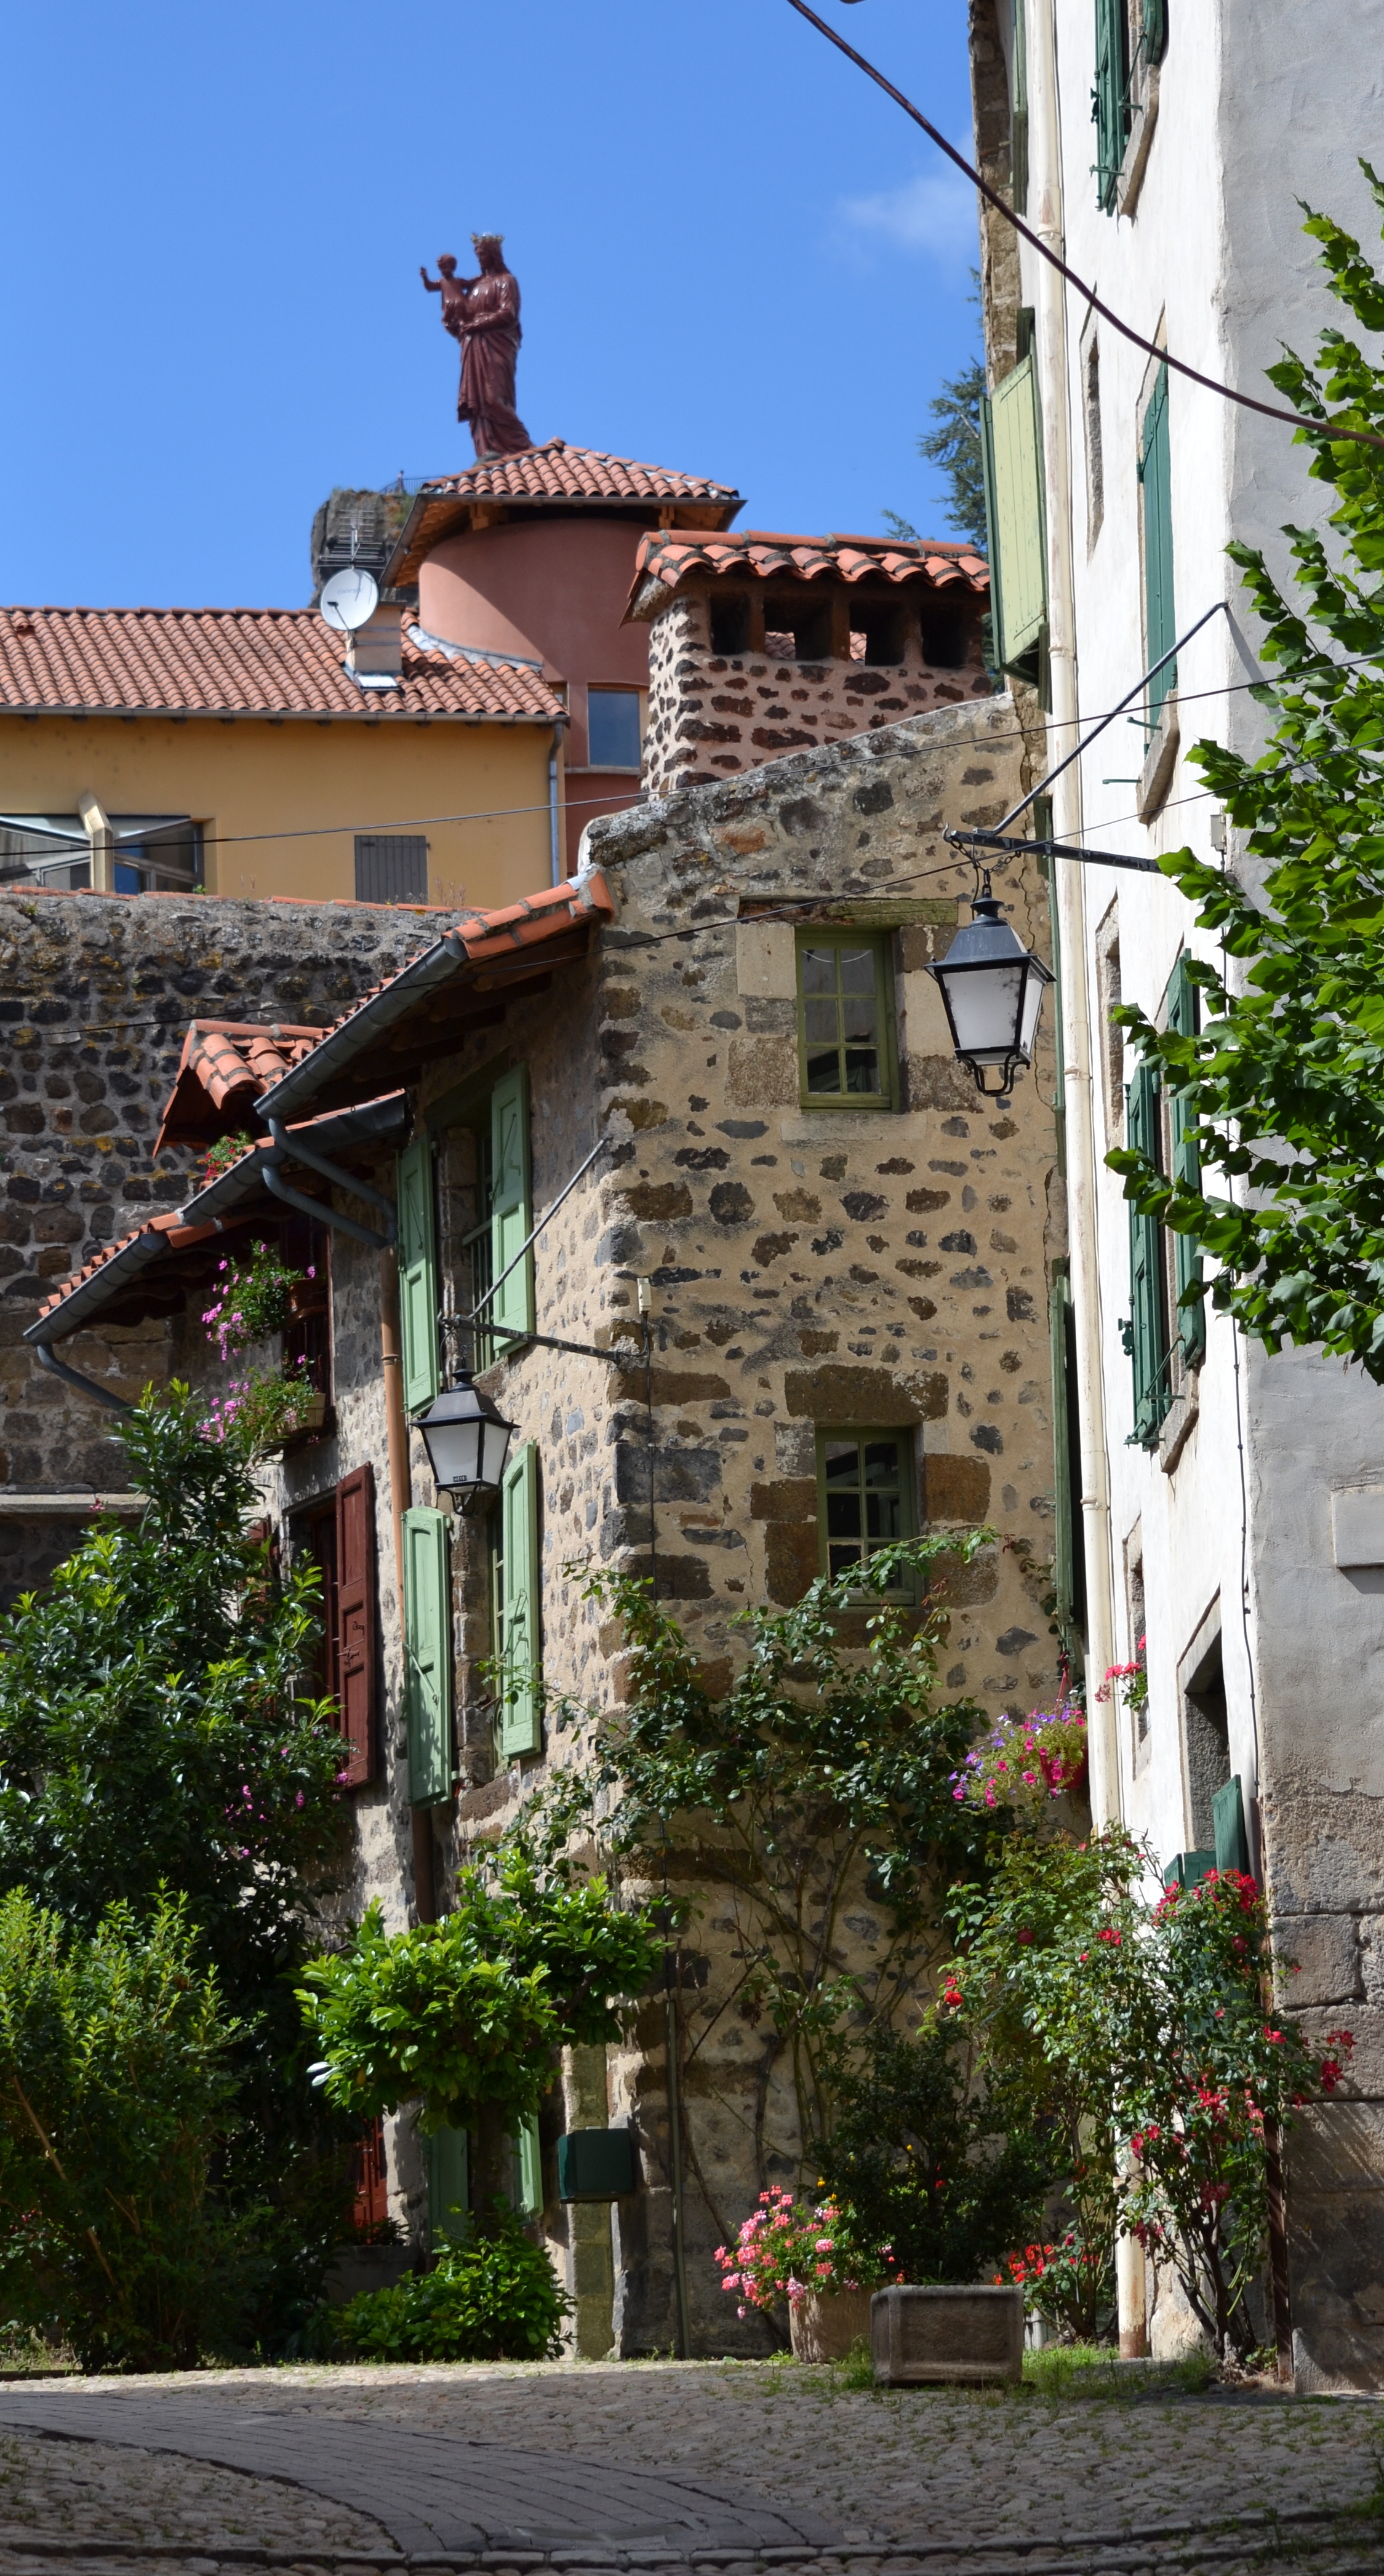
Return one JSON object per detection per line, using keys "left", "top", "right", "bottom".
{"left": 0, "top": 715, "right": 555, "bottom": 910}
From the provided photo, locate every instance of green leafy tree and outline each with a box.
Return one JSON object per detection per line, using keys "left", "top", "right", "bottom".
{"left": 0, "top": 1389, "right": 343, "bottom": 2001}
{"left": 576, "top": 1537, "right": 998, "bottom": 2182}
{"left": 0, "top": 1888, "right": 254, "bottom": 2371}
{"left": 0, "top": 1387, "right": 353, "bottom": 2347}
{"left": 886, "top": 353, "right": 988, "bottom": 548}
{"left": 1108, "top": 174, "right": 1384, "bottom": 1377}
{"left": 946, "top": 1828, "right": 1344, "bottom": 2356}
{"left": 299, "top": 1836, "right": 662, "bottom": 2207}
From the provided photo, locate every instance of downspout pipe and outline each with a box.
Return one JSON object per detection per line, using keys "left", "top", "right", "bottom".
{"left": 1029, "top": 0, "right": 1133, "bottom": 2351}
{"left": 34, "top": 1341, "right": 132, "bottom": 1413}
{"left": 263, "top": 1119, "right": 396, "bottom": 1248}
{"left": 549, "top": 717, "right": 567, "bottom": 888}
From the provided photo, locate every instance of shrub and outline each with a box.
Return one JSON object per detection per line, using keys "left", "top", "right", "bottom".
{"left": 334, "top": 2205, "right": 570, "bottom": 2362}
{"left": 995, "top": 2232, "right": 1114, "bottom": 2342}
{"left": 0, "top": 1889, "right": 257, "bottom": 2372}
{"left": 813, "top": 2017, "right": 1054, "bottom": 2287}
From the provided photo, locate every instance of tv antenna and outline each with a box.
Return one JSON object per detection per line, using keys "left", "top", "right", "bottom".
{"left": 319, "top": 567, "right": 379, "bottom": 632}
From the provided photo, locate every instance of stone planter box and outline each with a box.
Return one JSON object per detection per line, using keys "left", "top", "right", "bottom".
{"left": 871, "top": 2284, "right": 1024, "bottom": 2385}
{"left": 788, "top": 2286, "right": 876, "bottom": 2363}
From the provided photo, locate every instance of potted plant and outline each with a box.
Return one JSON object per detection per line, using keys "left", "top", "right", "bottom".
{"left": 715, "top": 2187, "right": 898, "bottom": 2362}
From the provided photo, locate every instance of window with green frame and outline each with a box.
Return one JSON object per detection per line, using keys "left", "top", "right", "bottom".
{"left": 1139, "top": 362, "right": 1176, "bottom": 729}
{"left": 796, "top": 931, "right": 897, "bottom": 1108}
{"left": 816, "top": 1430, "right": 914, "bottom": 1591}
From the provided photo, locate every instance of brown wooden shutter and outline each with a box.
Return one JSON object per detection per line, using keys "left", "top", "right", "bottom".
{"left": 335, "top": 1464, "right": 377, "bottom": 1787}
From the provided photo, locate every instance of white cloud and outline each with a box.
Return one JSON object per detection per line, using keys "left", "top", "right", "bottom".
{"left": 838, "top": 161, "right": 977, "bottom": 267}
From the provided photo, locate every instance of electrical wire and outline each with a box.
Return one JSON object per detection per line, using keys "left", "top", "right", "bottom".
{"left": 11, "top": 645, "right": 1371, "bottom": 878}
{"left": 786, "top": 0, "right": 1384, "bottom": 456}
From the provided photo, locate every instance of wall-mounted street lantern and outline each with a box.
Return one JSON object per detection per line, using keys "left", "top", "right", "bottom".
{"left": 417, "top": 1376, "right": 516, "bottom": 1509}
{"left": 927, "top": 880, "right": 1054, "bottom": 1107}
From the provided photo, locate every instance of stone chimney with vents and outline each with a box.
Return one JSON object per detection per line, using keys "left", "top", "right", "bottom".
{"left": 624, "top": 533, "right": 993, "bottom": 797}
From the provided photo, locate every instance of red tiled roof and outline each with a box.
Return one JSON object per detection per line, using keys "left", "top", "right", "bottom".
{"left": 255, "top": 867, "right": 617, "bottom": 1124}
{"left": 418, "top": 440, "right": 743, "bottom": 509}
{"left": 624, "top": 528, "right": 990, "bottom": 620}
{"left": 0, "top": 606, "right": 565, "bottom": 723}
{"left": 155, "top": 1020, "right": 323, "bottom": 1154}
{"left": 383, "top": 442, "right": 744, "bottom": 586}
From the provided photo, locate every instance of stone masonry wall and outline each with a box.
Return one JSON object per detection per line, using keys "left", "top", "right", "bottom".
{"left": 0, "top": 890, "right": 451, "bottom": 1606}
{"left": 642, "top": 579, "right": 993, "bottom": 797}
{"left": 276, "top": 698, "right": 1063, "bottom": 2351}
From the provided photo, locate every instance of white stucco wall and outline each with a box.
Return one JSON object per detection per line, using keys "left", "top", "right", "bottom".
{"left": 1004, "top": 0, "right": 1384, "bottom": 2380}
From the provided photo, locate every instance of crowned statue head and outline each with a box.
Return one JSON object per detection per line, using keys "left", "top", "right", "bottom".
{"left": 471, "top": 232, "right": 507, "bottom": 274}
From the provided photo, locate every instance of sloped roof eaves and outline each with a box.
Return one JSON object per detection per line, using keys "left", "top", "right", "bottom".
{"left": 0, "top": 607, "right": 564, "bottom": 724}
{"left": 256, "top": 870, "right": 615, "bottom": 1126}
{"left": 623, "top": 528, "right": 990, "bottom": 620}
{"left": 383, "top": 443, "right": 744, "bottom": 586}
{"left": 26, "top": 1092, "right": 409, "bottom": 1346}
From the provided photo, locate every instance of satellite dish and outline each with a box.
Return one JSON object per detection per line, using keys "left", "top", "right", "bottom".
{"left": 319, "top": 567, "right": 380, "bottom": 632}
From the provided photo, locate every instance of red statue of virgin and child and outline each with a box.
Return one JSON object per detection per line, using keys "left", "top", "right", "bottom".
{"left": 420, "top": 234, "right": 532, "bottom": 460}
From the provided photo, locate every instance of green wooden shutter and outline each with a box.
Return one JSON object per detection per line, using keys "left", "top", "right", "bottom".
{"left": 403, "top": 1505, "right": 452, "bottom": 1804}
{"left": 489, "top": 1064, "right": 534, "bottom": 1343}
{"left": 1143, "top": 0, "right": 1167, "bottom": 62}
{"left": 426, "top": 2124, "right": 470, "bottom": 2246}
{"left": 1126, "top": 1061, "right": 1169, "bottom": 1445}
{"left": 511, "top": 2114, "right": 542, "bottom": 2216}
{"left": 981, "top": 357, "right": 1047, "bottom": 671}
{"left": 396, "top": 1133, "right": 439, "bottom": 1416}
{"left": 1140, "top": 365, "right": 1176, "bottom": 724}
{"left": 1094, "top": 0, "right": 1129, "bottom": 210}
{"left": 1167, "top": 955, "right": 1206, "bottom": 1366}
{"left": 498, "top": 1442, "right": 541, "bottom": 1760}
{"left": 1212, "top": 1775, "right": 1249, "bottom": 1878}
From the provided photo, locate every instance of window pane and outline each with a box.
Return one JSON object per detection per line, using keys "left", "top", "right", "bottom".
{"left": 800, "top": 948, "right": 836, "bottom": 994}
{"left": 806, "top": 1047, "right": 842, "bottom": 1093}
{"left": 829, "top": 1540, "right": 864, "bottom": 1577}
{"left": 844, "top": 1048, "right": 881, "bottom": 1092}
{"left": 823, "top": 1441, "right": 859, "bottom": 1480}
{"left": 826, "top": 1492, "right": 863, "bottom": 1538}
{"left": 841, "top": 996, "right": 878, "bottom": 1041}
{"left": 862, "top": 1441, "right": 901, "bottom": 1485}
{"left": 803, "top": 997, "right": 838, "bottom": 1045}
{"left": 588, "top": 691, "right": 642, "bottom": 767}
{"left": 838, "top": 946, "right": 876, "bottom": 992}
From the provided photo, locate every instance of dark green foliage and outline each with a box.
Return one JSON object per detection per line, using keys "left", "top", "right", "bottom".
{"left": 1108, "top": 173, "right": 1384, "bottom": 1379}
{"left": 886, "top": 354, "right": 988, "bottom": 549}
{"left": 333, "top": 2203, "right": 570, "bottom": 2361}
{"left": 300, "top": 1836, "right": 663, "bottom": 2135}
{"left": 578, "top": 1537, "right": 998, "bottom": 2161}
{"left": 813, "top": 2017, "right": 1053, "bottom": 2287}
{"left": 0, "top": 1889, "right": 255, "bottom": 2371}
{"left": 0, "top": 1388, "right": 344, "bottom": 2012}
{"left": 0, "top": 1389, "right": 358, "bottom": 2354}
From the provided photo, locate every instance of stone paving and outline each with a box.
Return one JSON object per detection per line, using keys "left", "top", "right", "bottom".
{"left": 0, "top": 2363, "right": 1382, "bottom": 2576}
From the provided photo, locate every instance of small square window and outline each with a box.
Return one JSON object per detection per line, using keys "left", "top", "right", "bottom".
{"left": 587, "top": 690, "right": 642, "bottom": 768}
{"left": 817, "top": 1430, "right": 914, "bottom": 1590}
{"left": 356, "top": 834, "right": 428, "bottom": 903}
{"left": 796, "top": 930, "right": 896, "bottom": 1108}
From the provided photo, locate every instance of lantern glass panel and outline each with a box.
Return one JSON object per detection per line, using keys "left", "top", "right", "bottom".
{"left": 942, "top": 960, "right": 1026, "bottom": 1063}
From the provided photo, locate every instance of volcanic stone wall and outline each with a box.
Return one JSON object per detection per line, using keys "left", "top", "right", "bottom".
{"left": 340, "top": 696, "right": 1068, "bottom": 2351}
{"left": 641, "top": 578, "right": 993, "bottom": 797}
{"left": 0, "top": 890, "right": 449, "bottom": 1606}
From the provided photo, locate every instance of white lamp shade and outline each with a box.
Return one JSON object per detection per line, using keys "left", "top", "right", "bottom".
{"left": 927, "top": 893, "right": 1053, "bottom": 1088}
{"left": 418, "top": 1379, "right": 516, "bottom": 1497}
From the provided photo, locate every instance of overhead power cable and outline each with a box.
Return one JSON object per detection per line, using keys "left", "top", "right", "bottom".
{"left": 785, "top": 0, "right": 1384, "bottom": 456}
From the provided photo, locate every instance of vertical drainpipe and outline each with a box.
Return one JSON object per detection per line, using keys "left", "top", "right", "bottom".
{"left": 549, "top": 717, "right": 567, "bottom": 888}
{"left": 380, "top": 1250, "right": 434, "bottom": 1926}
{"left": 1030, "top": 0, "right": 1136, "bottom": 2350}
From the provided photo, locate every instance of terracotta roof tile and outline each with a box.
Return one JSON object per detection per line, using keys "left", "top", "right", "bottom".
{"left": 624, "top": 528, "right": 990, "bottom": 620}
{"left": 418, "top": 439, "right": 742, "bottom": 509}
{"left": 0, "top": 606, "right": 565, "bottom": 723}
{"left": 155, "top": 1020, "right": 323, "bottom": 1153}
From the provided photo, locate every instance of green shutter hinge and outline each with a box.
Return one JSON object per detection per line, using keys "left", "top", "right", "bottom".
{"left": 1118, "top": 1317, "right": 1134, "bottom": 1357}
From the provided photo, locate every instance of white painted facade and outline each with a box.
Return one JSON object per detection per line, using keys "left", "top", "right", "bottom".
{"left": 970, "top": 0, "right": 1384, "bottom": 2383}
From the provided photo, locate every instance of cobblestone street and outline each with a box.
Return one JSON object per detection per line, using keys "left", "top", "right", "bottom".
{"left": 0, "top": 2363, "right": 1382, "bottom": 2576}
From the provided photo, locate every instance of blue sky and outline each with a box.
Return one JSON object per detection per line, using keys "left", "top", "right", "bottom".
{"left": 2, "top": 0, "right": 980, "bottom": 609}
